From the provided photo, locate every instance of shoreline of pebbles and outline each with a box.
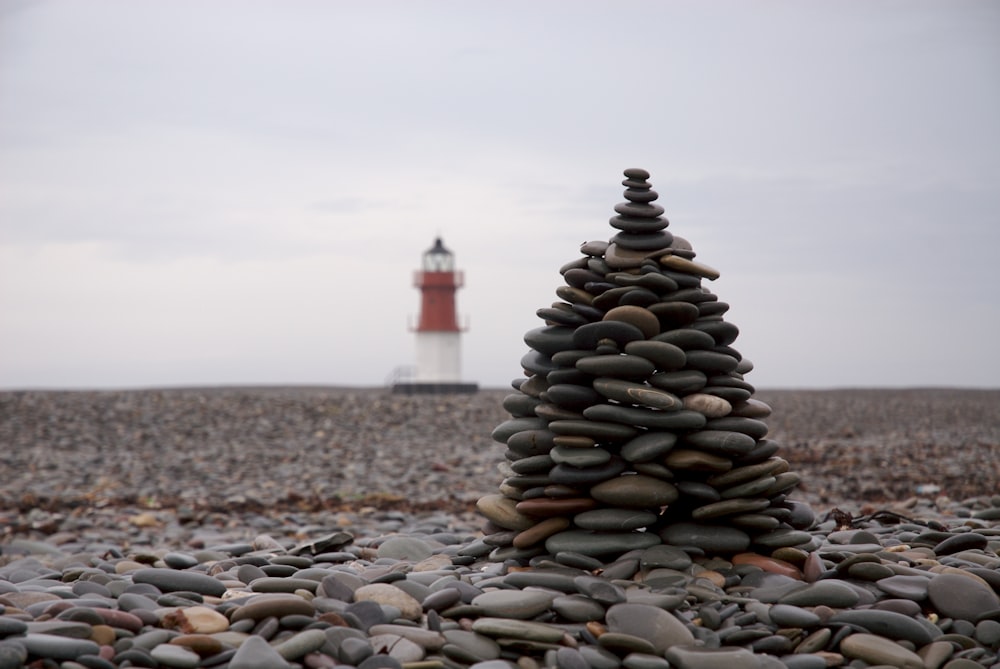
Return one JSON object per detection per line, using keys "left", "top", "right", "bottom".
{"left": 3, "top": 170, "right": 1000, "bottom": 666}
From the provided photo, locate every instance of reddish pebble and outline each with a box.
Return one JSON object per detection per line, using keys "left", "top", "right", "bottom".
{"left": 732, "top": 552, "right": 803, "bottom": 580}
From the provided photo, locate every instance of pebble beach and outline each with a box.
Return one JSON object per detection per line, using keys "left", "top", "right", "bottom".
{"left": 2, "top": 386, "right": 999, "bottom": 669}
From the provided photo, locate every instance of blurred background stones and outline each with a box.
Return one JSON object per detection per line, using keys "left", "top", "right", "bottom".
{"left": 1, "top": 386, "right": 998, "bottom": 549}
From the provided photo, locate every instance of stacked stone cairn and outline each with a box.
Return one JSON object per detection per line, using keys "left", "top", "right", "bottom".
{"left": 477, "top": 168, "right": 815, "bottom": 564}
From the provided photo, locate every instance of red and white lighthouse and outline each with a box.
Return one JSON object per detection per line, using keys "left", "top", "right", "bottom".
{"left": 397, "top": 237, "right": 477, "bottom": 393}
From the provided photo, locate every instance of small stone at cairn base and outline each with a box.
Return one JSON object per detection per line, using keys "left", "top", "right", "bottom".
{"left": 477, "top": 168, "right": 815, "bottom": 563}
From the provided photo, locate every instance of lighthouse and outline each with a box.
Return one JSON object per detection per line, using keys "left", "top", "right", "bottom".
{"left": 394, "top": 237, "right": 477, "bottom": 393}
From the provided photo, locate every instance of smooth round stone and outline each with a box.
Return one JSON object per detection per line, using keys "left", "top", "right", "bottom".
{"left": 648, "top": 314, "right": 701, "bottom": 345}
{"left": 653, "top": 328, "right": 716, "bottom": 350}
{"left": 552, "top": 434, "right": 596, "bottom": 448}
{"left": 151, "top": 643, "right": 201, "bottom": 668}
{"left": 598, "top": 632, "right": 657, "bottom": 655}
{"left": 624, "top": 340, "right": 686, "bottom": 371}
{"left": 690, "top": 320, "right": 739, "bottom": 345}
{"left": 659, "top": 523, "right": 751, "bottom": 553}
{"left": 377, "top": 537, "right": 433, "bottom": 561}
{"left": 584, "top": 404, "right": 706, "bottom": 430}
{"left": 545, "top": 530, "right": 660, "bottom": 557}
{"left": 573, "top": 321, "right": 645, "bottom": 350}
{"left": 550, "top": 445, "right": 611, "bottom": 467}
{"left": 516, "top": 497, "right": 599, "bottom": 517}
{"left": 16, "top": 634, "right": 101, "bottom": 661}
{"left": 611, "top": 271, "right": 678, "bottom": 293}
{"left": 683, "top": 430, "right": 756, "bottom": 456}
{"left": 658, "top": 255, "right": 720, "bottom": 280}
{"left": 686, "top": 350, "right": 740, "bottom": 374}
{"left": 231, "top": 594, "right": 316, "bottom": 623}
{"left": 514, "top": 517, "right": 571, "bottom": 549}
{"left": 574, "top": 508, "right": 659, "bottom": 531}
{"left": 0, "top": 617, "right": 28, "bottom": 636}
{"left": 545, "top": 384, "right": 604, "bottom": 411}
{"left": 664, "top": 449, "right": 732, "bottom": 473}
{"left": 0, "top": 644, "right": 27, "bottom": 669}
{"left": 779, "top": 580, "right": 861, "bottom": 608}
{"left": 707, "top": 459, "right": 783, "bottom": 488}
{"left": 691, "top": 498, "right": 770, "bottom": 520}
{"left": 521, "top": 350, "right": 557, "bottom": 376}
{"left": 549, "top": 457, "right": 627, "bottom": 485}
{"left": 524, "top": 325, "right": 577, "bottom": 356}
{"left": 549, "top": 419, "right": 639, "bottom": 440}
{"left": 576, "top": 354, "right": 656, "bottom": 381}
{"left": 162, "top": 552, "right": 199, "bottom": 569}
{"left": 563, "top": 266, "right": 603, "bottom": 288}
{"left": 229, "top": 635, "right": 292, "bottom": 669}
{"left": 703, "top": 418, "right": 767, "bottom": 441}
{"left": 590, "top": 475, "right": 679, "bottom": 508}
{"left": 502, "top": 391, "right": 542, "bottom": 417}
{"left": 621, "top": 432, "right": 678, "bottom": 462}
{"left": 510, "top": 454, "right": 556, "bottom": 475}
{"left": 603, "top": 306, "right": 660, "bottom": 339}
{"left": 606, "top": 603, "right": 694, "bottom": 654}
{"left": 648, "top": 370, "right": 707, "bottom": 394}
{"left": 535, "top": 402, "right": 589, "bottom": 422}
{"left": 471, "top": 617, "right": 565, "bottom": 643}
{"left": 839, "top": 633, "right": 924, "bottom": 669}
{"left": 608, "top": 212, "right": 667, "bottom": 233}
{"left": 358, "top": 656, "right": 404, "bottom": 669}
{"left": 934, "top": 532, "right": 989, "bottom": 557}
{"left": 552, "top": 594, "right": 606, "bottom": 622}
{"left": 556, "top": 285, "right": 595, "bottom": 305}
{"left": 492, "top": 417, "right": 548, "bottom": 443}
{"left": 472, "top": 590, "right": 554, "bottom": 620}
{"left": 476, "top": 494, "right": 535, "bottom": 531}
{"left": 847, "top": 561, "right": 894, "bottom": 581}
{"left": 769, "top": 604, "right": 821, "bottom": 628}
{"left": 663, "top": 647, "right": 759, "bottom": 669}
{"left": 829, "top": 610, "right": 936, "bottom": 645}
{"left": 507, "top": 429, "right": 557, "bottom": 456}
{"left": 354, "top": 584, "right": 423, "bottom": 621}
{"left": 927, "top": 572, "right": 1000, "bottom": 621}
{"left": 592, "top": 378, "right": 681, "bottom": 410}
{"left": 753, "top": 528, "right": 813, "bottom": 548}
{"left": 581, "top": 239, "right": 610, "bottom": 256}
{"left": 175, "top": 605, "right": 229, "bottom": 634}
{"left": 537, "top": 306, "right": 588, "bottom": 327}
{"left": 682, "top": 393, "right": 732, "bottom": 417}
{"left": 250, "top": 576, "right": 320, "bottom": 593}
{"left": 609, "top": 228, "right": 673, "bottom": 250}
{"left": 131, "top": 568, "right": 226, "bottom": 597}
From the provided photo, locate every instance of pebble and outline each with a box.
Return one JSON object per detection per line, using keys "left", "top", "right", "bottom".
{"left": 1, "top": 168, "right": 1000, "bottom": 669}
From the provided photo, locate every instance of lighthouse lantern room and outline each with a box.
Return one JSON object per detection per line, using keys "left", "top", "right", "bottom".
{"left": 394, "top": 237, "right": 478, "bottom": 393}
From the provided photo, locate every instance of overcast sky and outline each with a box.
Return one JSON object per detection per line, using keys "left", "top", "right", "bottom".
{"left": 1, "top": 1, "right": 998, "bottom": 391}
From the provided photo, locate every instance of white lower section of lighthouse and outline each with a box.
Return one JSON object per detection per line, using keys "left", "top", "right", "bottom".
{"left": 415, "top": 332, "right": 462, "bottom": 382}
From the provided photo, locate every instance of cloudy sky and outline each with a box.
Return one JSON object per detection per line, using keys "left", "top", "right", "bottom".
{"left": 1, "top": 1, "right": 997, "bottom": 390}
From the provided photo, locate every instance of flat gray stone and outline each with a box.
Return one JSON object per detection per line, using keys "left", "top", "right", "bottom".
{"left": 574, "top": 508, "right": 658, "bottom": 531}
{"left": 829, "top": 609, "right": 937, "bottom": 645}
{"left": 377, "top": 537, "right": 433, "bottom": 561}
{"left": 606, "top": 603, "right": 694, "bottom": 654}
{"left": 471, "top": 589, "right": 554, "bottom": 619}
{"left": 778, "top": 580, "right": 861, "bottom": 608}
{"left": 659, "top": 522, "right": 751, "bottom": 553}
{"left": 664, "top": 646, "right": 760, "bottom": 669}
{"left": 546, "top": 530, "right": 660, "bottom": 557}
{"left": 471, "top": 617, "right": 565, "bottom": 643}
{"left": 927, "top": 572, "right": 1000, "bottom": 622}
{"left": 768, "top": 604, "right": 821, "bottom": 628}
{"left": 132, "top": 567, "right": 227, "bottom": 597}
{"left": 16, "top": 634, "right": 101, "bottom": 661}
{"left": 230, "top": 635, "right": 292, "bottom": 669}
{"left": 150, "top": 644, "right": 201, "bottom": 668}
{"left": 838, "top": 633, "right": 924, "bottom": 669}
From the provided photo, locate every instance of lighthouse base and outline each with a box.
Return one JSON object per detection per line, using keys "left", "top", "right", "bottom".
{"left": 392, "top": 381, "right": 479, "bottom": 395}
